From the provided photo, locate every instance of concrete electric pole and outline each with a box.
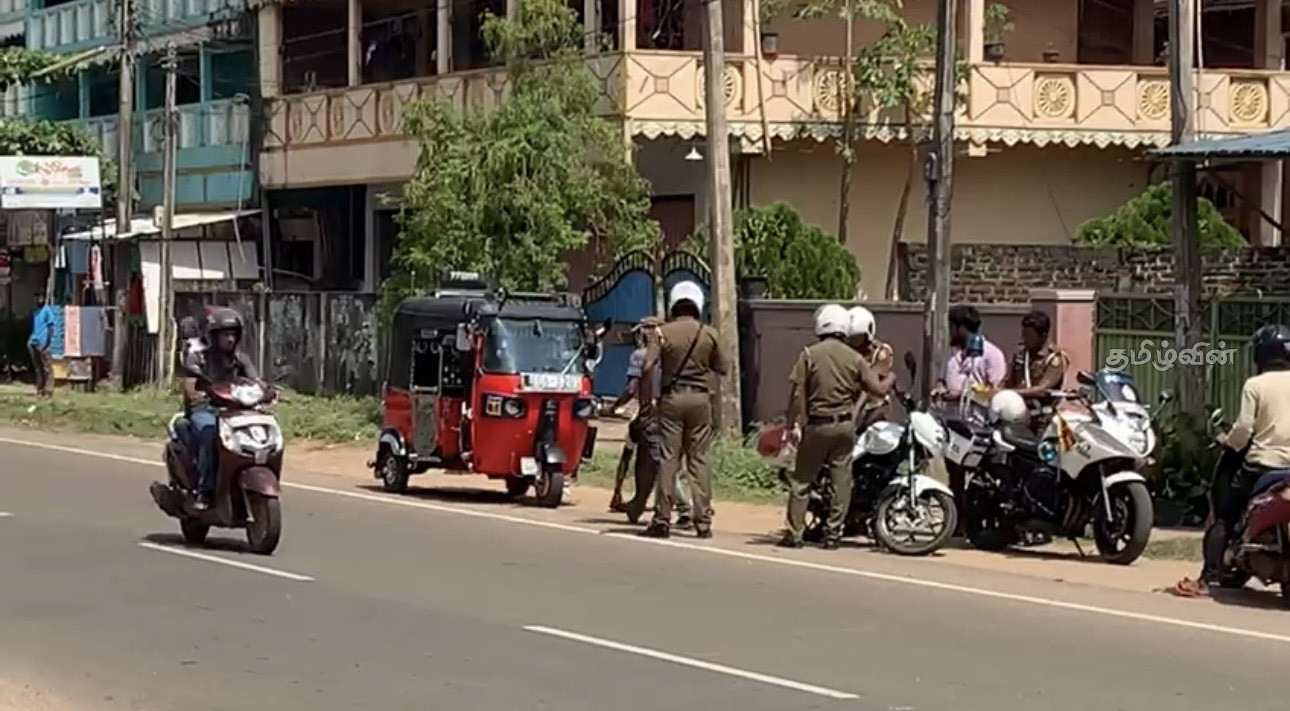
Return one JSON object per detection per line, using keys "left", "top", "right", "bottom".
{"left": 112, "top": 0, "right": 134, "bottom": 386}
{"left": 921, "top": 0, "right": 956, "bottom": 397}
{"left": 701, "top": 0, "right": 742, "bottom": 434}
{"left": 156, "top": 43, "right": 177, "bottom": 386}
{"left": 1168, "top": 0, "right": 1203, "bottom": 414}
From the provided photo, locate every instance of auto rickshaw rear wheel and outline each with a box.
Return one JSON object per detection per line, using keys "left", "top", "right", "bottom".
{"left": 533, "top": 470, "right": 565, "bottom": 509}
{"left": 505, "top": 477, "right": 532, "bottom": 499}
{"left": 379, "top": 450, "right": 410, "bottom": 494}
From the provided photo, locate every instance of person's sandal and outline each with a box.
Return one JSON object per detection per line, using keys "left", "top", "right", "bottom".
{"left": 1166, "top": 577, "right": 1210, "bottom": 598}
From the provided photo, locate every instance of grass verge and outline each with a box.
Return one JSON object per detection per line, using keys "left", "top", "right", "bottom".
{"left": 579, "top": 435, "right": 785, "bottom": 504}
{"left": 0, "top": 386, "right": 380, "bottom": 444}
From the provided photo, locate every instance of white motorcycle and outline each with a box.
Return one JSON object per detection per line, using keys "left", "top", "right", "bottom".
{"left": 958, "top": 369, "right": 1161, "bottom": 564}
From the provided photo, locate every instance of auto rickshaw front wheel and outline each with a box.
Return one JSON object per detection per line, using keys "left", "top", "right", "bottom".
{"left": 532, "top": 470, "right": 565, "bottom": 509}
{"left": 378, "top": 451, "right": 410, "bottom": 494}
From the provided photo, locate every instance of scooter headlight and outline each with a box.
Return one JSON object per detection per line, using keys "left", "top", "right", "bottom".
{"left": 219, "top": 419, "right": 283, "bottom": 455}
{"left": 231, "top": 383, "right": 264, "bottom": 407}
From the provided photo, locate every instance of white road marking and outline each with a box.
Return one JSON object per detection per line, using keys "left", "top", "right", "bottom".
{"left": 524, "top": 625, "right": 859, "bottom": 700}
{"left": 7, "top": 436, "right": 1290, "bottom": 644}
{"left": 0, "top": 512, "right": 12, "bottom": 518}
{"left": 138, "top": 542, "right": 315, "bottom": 582}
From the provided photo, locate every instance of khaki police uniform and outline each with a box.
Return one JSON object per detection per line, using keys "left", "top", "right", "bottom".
{"left": 623, "top": 318, "right": 693, "bottom": 523}
{"left": 1004, "top": 343, "right": 1069, "bottom": 433}
{"left": 786, "top": 338, "right": 884, "bottom": 543}
{"left": 647, "top": 316, "right": 729, "bottom": 534}
{"left": 853, "top": 338, "right": 895, "bottom": 431}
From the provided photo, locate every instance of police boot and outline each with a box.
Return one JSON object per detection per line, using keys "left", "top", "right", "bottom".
{"left": 639, "top": 522, "right": 670, "bottom": 539}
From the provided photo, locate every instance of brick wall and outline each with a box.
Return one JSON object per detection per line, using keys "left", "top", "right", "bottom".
{"left": 899, "top": 243, "right": 1290, "bottom": 302}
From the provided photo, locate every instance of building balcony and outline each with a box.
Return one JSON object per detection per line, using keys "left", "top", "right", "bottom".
{"left": 70, "top": 98, "right": 253, "bottom": 207}
{"left": 259, "top": 52, "right": 1290, "bottom": 188}
{"left": 26, "top": 0, "right": 242, "bottom": 52}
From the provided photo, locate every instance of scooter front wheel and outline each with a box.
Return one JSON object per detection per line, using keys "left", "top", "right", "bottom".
{"left": 245, "top": 493, "right": 282, "bottom": 555}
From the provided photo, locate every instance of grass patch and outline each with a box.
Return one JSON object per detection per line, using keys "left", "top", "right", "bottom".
{"left": 579, "top": 435, "right": 785, "bottom": 504}
{"left": 1143, "top": 535, "right": 1203, "bottom": 562}
{"left": 0, "top": 386, "right": 380, "bottom": 444}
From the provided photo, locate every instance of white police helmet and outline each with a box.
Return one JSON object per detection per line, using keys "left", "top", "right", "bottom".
{"left": 668, "top": 281, "right": 705, "bottom": 314}
{"left": 989, "top": 390, "right": 1029, "bottom": 424}
{"left": 814, "top": 304, "right": 850, "bottom": 337}
{"left": 847, "top": 306, "right": 876, "bottom": 341}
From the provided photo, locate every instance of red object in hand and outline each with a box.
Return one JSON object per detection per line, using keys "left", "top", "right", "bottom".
{"left": 756, "top": 425, "right": 789, "bottom": 459}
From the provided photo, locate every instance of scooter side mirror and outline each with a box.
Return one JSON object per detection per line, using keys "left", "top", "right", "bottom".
{"left": 1209, "top": 407, "right": 1224, "bottom": 426}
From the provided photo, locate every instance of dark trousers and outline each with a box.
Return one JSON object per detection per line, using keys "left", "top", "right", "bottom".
{"left": 1202, "top": 456, "right": 1272, "bottom": 581}
{"left": 27, "top": 344, "right": 51, "bottom": 396}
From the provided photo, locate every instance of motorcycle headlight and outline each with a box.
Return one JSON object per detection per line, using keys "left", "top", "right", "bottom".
{"left": 1037, "top": 441, "right": 1058, "bottom": 464}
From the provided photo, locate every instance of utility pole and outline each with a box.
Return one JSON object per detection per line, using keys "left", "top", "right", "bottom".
{"left": 112, "top": 0, "right": 134, "bottom": 387}
{"left": 701, "top": 0, "right": 741, "bottom": 434}
{"left": 836, "top": 0, "right": 854, "bottom": 244}
{"left": 1169, "top": 0, "right": 1203, "bottom": 414}
{"left": 920, "top": 0, "right": 956, "bottom": 398}
{"left": 156, "top": 43, "right": 177, "bottom": 387}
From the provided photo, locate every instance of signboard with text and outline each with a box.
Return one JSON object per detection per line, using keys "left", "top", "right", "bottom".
{"left": 0, "top": 156, "right": 101, "bottom": 210}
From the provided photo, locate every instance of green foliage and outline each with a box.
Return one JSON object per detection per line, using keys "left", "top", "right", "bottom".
{"left": 983, "top": 3, "right": 1014, "bottom": 42}
{"left": 687, "top": 202, "right": 862, "bottom": 300}
{"left": 1075, "top": 183, "right": 1246, "bottom": 249}
{"left": 1149, "top": 407, "right": 1215, "bottom": 516}
{"left": 385, "top": 0, "right": 658, "bottom": 317}
{"left": 759, "top": 0, "right": 788, "bottom": 23}
{"left": 0, "top": 48, "right": 76, "bottom": 87}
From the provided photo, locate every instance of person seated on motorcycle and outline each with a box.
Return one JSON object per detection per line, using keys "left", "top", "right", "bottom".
{"left": 181, "top": 308, "right": 260, "bottom": 510}
{"left": 172, "top": 315, "right": 207, "bottom": 448}
{"left": 779, "top": 304, "right": 893, "bottom": 550}
{"left": 845, "top": 306, "right": 896, "bottom": 431}
{"left": 1002, "top": 310, "right": 1069, "bottom": 435}
{"left": 1184, "top": 324, "right": 1290, "bottom": 592}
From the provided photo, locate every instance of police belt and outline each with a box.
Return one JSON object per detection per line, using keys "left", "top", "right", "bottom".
{"left": 662, "top": 383, "right": 708, "bottom": 395}
{"left": 806, "top": 413, "right": 852, "bottom": 425}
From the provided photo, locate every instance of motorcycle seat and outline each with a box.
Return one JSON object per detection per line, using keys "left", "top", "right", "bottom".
{"left": 1251, "top": 469, "right": 1290, "bottom": 497}
{"left": 999, "top": 424, "right": 1042, "bottom": 453}
{"left": 944, "top": 416, "right": 992, "bottom": 440}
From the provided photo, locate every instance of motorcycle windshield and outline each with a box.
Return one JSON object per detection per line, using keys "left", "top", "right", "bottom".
{"left": 1094, "top": 370, "right": 1142, "bottom": 405}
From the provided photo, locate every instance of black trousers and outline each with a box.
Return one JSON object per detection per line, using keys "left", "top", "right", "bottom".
{"left": 1202, "top": 453, "right": 1271, "bottom": 581}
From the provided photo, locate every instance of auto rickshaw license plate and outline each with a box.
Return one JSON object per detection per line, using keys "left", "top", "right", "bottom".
{"left": 521, "top": 457, "right": 540, "bottom": 476}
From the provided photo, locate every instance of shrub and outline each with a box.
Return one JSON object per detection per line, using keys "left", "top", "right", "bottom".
{"left": 1075, "top": 183, "right": 1245, "bottom": 249}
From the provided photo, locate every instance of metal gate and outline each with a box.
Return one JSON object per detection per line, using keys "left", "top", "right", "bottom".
{"left": 581, "top": 249, "right": 712, "bottom": 398}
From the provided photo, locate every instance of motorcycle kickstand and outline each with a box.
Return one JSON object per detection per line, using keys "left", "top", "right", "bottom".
{"left": 1070, "top": 536, "right": 1088, "bottom": 558}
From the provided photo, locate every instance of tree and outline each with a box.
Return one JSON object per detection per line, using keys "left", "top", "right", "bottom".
{"left": 384, "top": 0, "right": 658, "bottom": 311}
{"left": 1075, "top": 183, "right": 1245, "bottom": 249}
{"left": 688, "top": 202, "right": 862, "bottom": 300}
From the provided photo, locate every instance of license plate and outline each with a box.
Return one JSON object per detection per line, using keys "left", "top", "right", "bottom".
{"left": 520, "top": 457, "right": 539, "bottom": 476}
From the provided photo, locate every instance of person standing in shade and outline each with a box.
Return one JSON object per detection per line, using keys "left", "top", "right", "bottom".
{"left": 846, "top": 306, "right": 896, "bottom": 431}
{"left": 639, "top": 281, "right": 728, "bottom": 540}
{"left": 1003, "top": 310, "right": 1069, "bottom": 434}
{"left": 27, "top": 291, "right": 54, "bottom": 398}
{"left": 778, "top": 304, "right": 893, "bottom": 550}
{"left": 607, "top": 317, "right": 693, "bottom": 524}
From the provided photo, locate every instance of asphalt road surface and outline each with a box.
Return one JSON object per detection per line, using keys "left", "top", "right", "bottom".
{"left": 3, "top": 434, "right": 1290, "bottom": 711}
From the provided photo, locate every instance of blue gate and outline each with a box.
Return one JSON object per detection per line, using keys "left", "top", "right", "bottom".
{"left": 582, "top": 249, "right": 712, "bottom": 398}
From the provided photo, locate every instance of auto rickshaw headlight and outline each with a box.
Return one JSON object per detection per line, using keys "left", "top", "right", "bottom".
{"left": 501, "top": 398, "right": 526, "bottom": 418}
{"left": 573, "top": 398, "right": 595, "bottom": 420}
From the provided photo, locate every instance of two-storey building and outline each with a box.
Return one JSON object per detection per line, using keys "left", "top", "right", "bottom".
{"left": 0, "top": 0, "right": 257, "bottom": 214}
{"left": 255, "top": 0, "right": 1290, "bottom": 298}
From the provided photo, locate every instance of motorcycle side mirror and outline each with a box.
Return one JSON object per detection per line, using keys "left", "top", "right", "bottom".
{"left": 1158, "top": 390, "right": 1173, "bottom": 404}
{"left": 1209, "top": 407, "right": 1224, "bottom": 426}
{"left": 903, "top": 350, "right": 917, "bottom": 381}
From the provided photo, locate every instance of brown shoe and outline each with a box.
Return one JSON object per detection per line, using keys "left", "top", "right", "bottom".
{"left": 693, "top": 528, "right": 713, "bottom": 540}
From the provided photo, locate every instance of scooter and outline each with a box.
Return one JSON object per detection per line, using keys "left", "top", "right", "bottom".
{"left": 963, "top": 370, "right": 1159, "bottom": 565}
{"left": 1206, "top": 409, "right": 1290, "bottom": 600}
{"left": 150, "top": 378, "right": 285, "bottom": 555}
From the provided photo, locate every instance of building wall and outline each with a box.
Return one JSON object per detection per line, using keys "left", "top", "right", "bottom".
{"left": 748, "top": 140, "right": 1149, "bottom": 298}
{"left": 899, "top": 243, "right": 1290, "bottom": 302}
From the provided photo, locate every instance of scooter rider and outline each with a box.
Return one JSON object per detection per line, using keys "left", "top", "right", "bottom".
{"left": 181, "top": 308, "right": 259, "bottom": 510}
{"left": 779, "top": 304, "right": 893, "bottom": 550}
{"left": 1185, "top": 324, "right": 1290, "bottom": 591}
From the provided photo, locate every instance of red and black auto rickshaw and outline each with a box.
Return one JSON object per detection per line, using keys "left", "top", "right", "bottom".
{"left": 371, "top": 273, "right": 605, "bottom": 507}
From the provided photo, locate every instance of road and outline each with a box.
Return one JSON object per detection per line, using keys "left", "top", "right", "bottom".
{"left": 2, "top": 431, "right": 1290, "bottom": 711}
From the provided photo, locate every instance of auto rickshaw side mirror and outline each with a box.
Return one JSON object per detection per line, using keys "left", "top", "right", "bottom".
{"left": 455, "top": 323, "right": 471, "bottom": 351}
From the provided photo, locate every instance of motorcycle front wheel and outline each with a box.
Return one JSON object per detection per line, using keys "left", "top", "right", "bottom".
{"left": 874, "top": 489, "right": 957, "bottom": 556}
{"left": 1094, "top": 481, "right": 1153, "bottom": 565}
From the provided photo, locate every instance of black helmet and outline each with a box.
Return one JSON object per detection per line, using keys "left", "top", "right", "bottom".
{"left": 1252, "top": 324, "right": 1290, "bottom": 373}
{"left": 206, "top": 308, "right": 243, "bottom": 339}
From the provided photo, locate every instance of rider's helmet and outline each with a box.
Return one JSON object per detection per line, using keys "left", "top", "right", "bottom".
{"left": 988, "top": 389, "right": 1029, "bottom": 424}
{"left": 813, "top": 304, "right": 850, "bottom": 338}
{"left": 668, "top": 281, "right": 705, "bottom": 317}
{"left": 1252, "top": 324, "right": 1290, "bottom": 373}
{"left": 205, "top": 307, "right": 243, "bottom": 345}
{"left": 847, "top": 306, "right": 876, "bottom": 342}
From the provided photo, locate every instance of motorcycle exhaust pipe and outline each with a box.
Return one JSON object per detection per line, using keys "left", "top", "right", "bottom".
{"left": 149, "top": 481, "right": 183, "bottom": 517}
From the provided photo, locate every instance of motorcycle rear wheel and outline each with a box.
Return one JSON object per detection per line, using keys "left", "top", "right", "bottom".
{"left": 245, "top": 493, "right": 282, "bottom": 555}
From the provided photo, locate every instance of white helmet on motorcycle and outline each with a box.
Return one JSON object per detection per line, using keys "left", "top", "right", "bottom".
{"left": 988, "top": 390, "right": 1029, "bottom": 424}
{"left": 847, "top": 306, "right": 876, "bottom": 341}
{"left": 814, "top": 304, "right": 850, "bottom": 337}
{"left": 668, "top": 281, "right": 705, "bottom": 316}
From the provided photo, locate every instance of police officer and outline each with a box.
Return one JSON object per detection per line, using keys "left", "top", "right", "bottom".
{"left": 846, "top": 306, "right": 896, "bottom": 431}
{"left": 1002, "top": 310, "right": 1069, "bottom": 434}
{"left": 640, "top": 281, "right": 729, "bottom": 540}
{"left": 779, "top": 304, "right": 893, "bottom": 550}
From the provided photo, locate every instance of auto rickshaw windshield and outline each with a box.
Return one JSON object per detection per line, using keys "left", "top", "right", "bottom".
{"left": 482, "top": 318, "right": 586, "bottom": 375}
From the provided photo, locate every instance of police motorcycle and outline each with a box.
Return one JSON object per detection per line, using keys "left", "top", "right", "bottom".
{"left": 960, "top": 369, "right": 1161, "bottom": 565}
{"left": 792, "top": 351, "right": 958, "bottom": 556}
